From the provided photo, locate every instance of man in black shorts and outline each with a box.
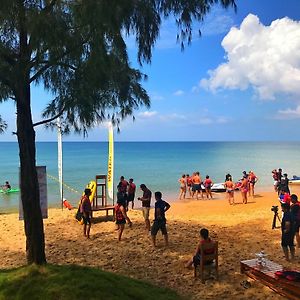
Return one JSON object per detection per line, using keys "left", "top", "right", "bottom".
{"left": 151, "top": 191, "right": 170, "bottom": 247}
{"left": 281, "top": 203, "right": 295, "bottom": 261}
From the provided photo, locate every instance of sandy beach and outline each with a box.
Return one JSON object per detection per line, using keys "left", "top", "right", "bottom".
{"left": 1, "top": 187, "right": 300, "bottom": 299}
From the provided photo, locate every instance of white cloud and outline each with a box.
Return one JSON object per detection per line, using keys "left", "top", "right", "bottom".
{"left": 201, "top": 10, "right": 234, "bottom": 36}
{"left": 138, "top": 111, "right": 158, "bottom": 118}
{"left": 150, "top": 92, "right": 165, "bottom": 101}
{"left": 277, "top": 105, "right": 300, "bottom": 119}
{"left": 159, "top": 113, "right": 187, "bottom": 121}
{"left": 173, "top": 90, "right": 184, "bottom": 96}
{"left": 200, "top": 14, "right": 300, "bottom": 100}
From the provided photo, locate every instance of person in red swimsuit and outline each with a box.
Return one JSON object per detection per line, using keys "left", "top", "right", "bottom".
{"left": 240, "top": 175, "right": 249, "bottom": 204}
{"left": 185, "top": 228, "right": 216, "bottom": 268}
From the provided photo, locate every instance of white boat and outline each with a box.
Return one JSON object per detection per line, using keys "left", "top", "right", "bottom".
{"left": 200, "top": 183, "right": 226, "bottom": 192}
{"left": 289, "top": 176, "right": 300, "bottom": 185}
{"left": 211, "top": 183, "right": 226, "bottom": 192}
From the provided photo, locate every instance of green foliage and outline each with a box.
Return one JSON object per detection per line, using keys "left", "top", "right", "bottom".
{"left": 0, "top": 264, "right": 183, "bottom": 300}
{"left": 0, "top": 115, "right": 7, "bottom": 134}
{"left": 0, "top": 0, "right": 236, "bottom": 134}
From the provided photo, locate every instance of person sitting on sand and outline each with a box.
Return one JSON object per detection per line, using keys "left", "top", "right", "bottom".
{"left": 185, "top": 228, "right": 215, "bottom": 268}
{"left": 80, "top": 188, "right": 92, "bottom": 239}
{"left": 178, "top": 174, "right": 186, "bottom": 200}
{"left": 281, "top": 203, "right": 295, "bottom": 261}
{"left": 138, "top": 184, "right": 152, "bottom": 233}
{"left": 224, "top": 176, "right": 235, "bottom": 205}
{"left": 151, "top": 191, "right": 170, "bottom": 247}
{"left": 203, "top": 175, "right": 213, "bottom": 199}
{"left": 290, "top": 194, "right": 300, "bottom": 248}
{"left": 115, "top": 197, "right": 132, "bottom": 241}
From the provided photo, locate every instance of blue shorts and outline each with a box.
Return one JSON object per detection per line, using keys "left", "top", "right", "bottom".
{"left": 151, "top": 220, "right": 167, "bottom": 236}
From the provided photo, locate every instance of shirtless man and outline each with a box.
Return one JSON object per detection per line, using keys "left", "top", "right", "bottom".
{"left": 192, "top": 172, "right": 203, "bottom": 200}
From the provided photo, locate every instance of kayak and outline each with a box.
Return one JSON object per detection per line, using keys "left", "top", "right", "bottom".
{"left": 0, "top": 188, "right": 20, "bottom": 194}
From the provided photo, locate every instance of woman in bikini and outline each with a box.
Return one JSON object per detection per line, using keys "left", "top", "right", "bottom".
{"left": 178, "top": 174, "right": 187, "bottom": 200}
{"left": 240, "top": 175, "right": 249, "bottom": 204}
{"left": 224, "top": 176, "right": 235, "bottom": 205}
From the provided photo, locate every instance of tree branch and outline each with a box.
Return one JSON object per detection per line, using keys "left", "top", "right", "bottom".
{"left": 33, "top": 106, "right": 65, "bottom": 127}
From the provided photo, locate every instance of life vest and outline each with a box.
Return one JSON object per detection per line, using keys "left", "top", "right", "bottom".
{"left": 115, "top": 204, "right": 125, "bottom": 222}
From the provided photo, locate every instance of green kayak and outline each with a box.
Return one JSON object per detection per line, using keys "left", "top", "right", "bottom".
{"left": 0, "top": 188, "right": 20, "bottom": 194}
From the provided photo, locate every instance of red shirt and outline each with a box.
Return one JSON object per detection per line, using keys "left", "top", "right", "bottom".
{"left": 199, "top": 239, "right": 215, "bottom": 255}
{"left": 128, "top": 182, "right": 136, "bottom": 194}
{"left": 120, "top": 180, "right": 128, "bottom": 193}
{"left": 204, "top": 179, "right": 212, "bottom": 188}
{"left": 80, "top": 195, "right": 92, "bottom": 213}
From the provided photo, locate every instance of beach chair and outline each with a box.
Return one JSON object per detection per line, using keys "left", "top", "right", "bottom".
{"left": 195, "top": 241, "right": 219, "bottom": 284}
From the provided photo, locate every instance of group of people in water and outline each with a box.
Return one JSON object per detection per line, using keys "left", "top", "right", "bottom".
{"left": 178, "top": 171, "right": 258, "bottom": 205}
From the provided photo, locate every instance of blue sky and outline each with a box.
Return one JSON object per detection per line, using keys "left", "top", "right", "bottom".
{"left": 1, "top": 0, "right": 300, "bottom": 141}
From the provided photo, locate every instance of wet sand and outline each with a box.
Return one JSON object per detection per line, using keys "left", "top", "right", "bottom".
{"left": 1, "top": 187, "right": 300, "bottom": 299}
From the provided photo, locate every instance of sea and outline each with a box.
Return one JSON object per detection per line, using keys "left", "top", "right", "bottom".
{"left": 1, "top": 141, "right": 300, "bottom": 212}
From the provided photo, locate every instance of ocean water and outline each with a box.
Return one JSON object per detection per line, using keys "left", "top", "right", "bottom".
{"left": 1, "top": 141, "right": 300, "bottom": 212}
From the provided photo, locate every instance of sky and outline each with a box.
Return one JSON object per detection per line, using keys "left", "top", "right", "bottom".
{"left": 1, "top": 0, "right": 300, "bottom": 142}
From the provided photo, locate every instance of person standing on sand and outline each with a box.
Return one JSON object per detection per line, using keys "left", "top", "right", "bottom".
{"left": 80, "top": 188, "right": 92, "bottom": 238}
{"left": 151, "top": 191, "right": 170, "bottom": 247}
{"left": 115, "top": 198, "right": 132, "bottom": 241}
{"left": 127, "top": 178, "right": 136, "bottom": 210}
{"left": 281, "top": 203, "right": 295, "bottom": 261}
{"left": 186, "top": 174, "right": 193, "bottom": 198}
{"left": 178, "top": 174, "right": 187, "bottom": 199}
{"left": 224, "top": 176, "right": 235, "bottom": 205}
{"left": 138, "top": 184, "right": 152, "bottom": 233}
{"left": 280, "top": 173, "right": 290, "bottom": 195}
{"left": 290, "top": 194, "right": 300, "bottom": 248}
{"left": 248, "top": 171, "right": 258, "bottom": 197}
{"left": 192, "top": 171, "right": 203, "bottom": 200}
{"left": 240, "top": 175, "right": 249, "bottom": 204}
{"left": 118, "top": 176, "right": 129, "bottom": 203}
{"left": 272, "top": 169, "right": 279, "bottom": 192}
{"left": 203, "top": 175, "right": 213, "bottom": 199}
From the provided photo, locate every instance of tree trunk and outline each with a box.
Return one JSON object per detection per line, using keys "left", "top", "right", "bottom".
{"left": 16, "top": 82, "right": 47, "bottom": 265}
{"left": 15, "top": 1, "right": 46, "bottom": 264}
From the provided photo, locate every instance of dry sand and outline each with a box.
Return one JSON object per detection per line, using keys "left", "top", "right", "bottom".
{"left": 1, "top": 187, "right": 300, "bottom": 299}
